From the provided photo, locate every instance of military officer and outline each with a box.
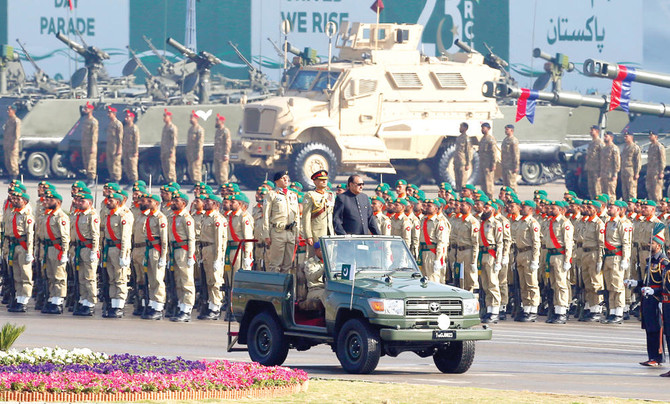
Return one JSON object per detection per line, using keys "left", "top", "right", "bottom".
{"left": 510, "top": 200, "right": 542, "bottom": 321}
{"left": 227, "top": 193, "right": 254, "bottom": 271}
{"left": 602, "top": 201, "right": 633, "bottom": 324}
{"left": 252, "top": 187, "right": 266, "bottom": 270}
{"left": 646, "top": 131, "right": 666, "bottom": 202}
{"left": 578, "top": 200, "right": 605, "bottom": 321}
{"left": 455, "top": 198, "right": 480, "bottom": 293}
{"left": 187, "top": 111, "right": 204, "bottom": 184}
{"left": 297, "top": 241, "right": 326, "bottom": 311}
{"left": 620, "top": 130, "right": 641, "bottom": 200}
{"left": 389, "top": 198, "right": 412, "bottom": 248}
{"left": 101, "top": 193, "right": 133, "bottom": 318}
{"left": 198, "top": 194, "right": 228, "bottom": 320}
{"left": 70, "top": 193, "right": 100, "bottom": 316}
{"left": 5, "top": 190, "right": 34, "bottom": 312}
{"left": 636, "top": 200, "right": 662, "bottom": 287}
{"left": 3, "top": 105, "right": 20, "bottom": 180}
{"left": 213, "top": 113, "right": 232, "bottom": 185}
{"left": 161, "top": 109, "right": 178, "bottom": 183}
{"left": 493, "top": 200, "right": 512, "bottom": 319}
{"left": 122, "top": 110, "right": 140, "bottom": 183}
{"left": 371, "top": 196, "right": 391, "bottom": 235}
{"left": 168, "top": 191, "right": 197, "bottom": 322}
{"left": 501, "top": 124, "right": 520, "bottom": 192}
{"left": 160, "top": 185, "right": 175, "bottom": 218}
{"left": 419, "top": 199, "right": 449, "bottom": 283}
{"left": 454, "top": 122, "right": 471, "bottom": 190}
{"left": 140, "top": 194, "right": 169, "bottom": 320}
{"left": 41, "top": 190, "right": 70, "bottom": 314}
{"left": 475, "top": 196, "right": 503, "bottom": 323}
{"left": 262, "top": 171, "right": 300, "bottom": 273}
{"left": 81, "top": 102, "right": 99, "bottom": 184}
{"left": 478, "top": 123, "right": 497, "bottom": 198}
{"left": 105, "top": 106, "right": 123, "bottom": 182}
{"left": 600, "top": 131, "right": 621, "bottom": 201}
{"left": 543, "top": 201, "right": 574, "bottom": 324}
{"left": 130, "top": 190, "right": 149, "bottom": 317}
{"left": 404, "top": 198, "right": 421, "bottom": 259}
{"left": 586, "top": 125, "right": 603, "bottom": 199}
{"left": 302, "top": 170, "right": 335, "bottom": 257}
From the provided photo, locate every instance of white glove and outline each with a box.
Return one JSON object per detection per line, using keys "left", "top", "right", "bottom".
{"left": 530, "top": 261, "right": 539, "bottom": 271}
{"left": 243, "top": 257, "right": 254, "bottom": 269}
{"left": 641, "top": 286, "right": 654, "bottom": 296}
{"left": 596, "top": 261, "right": 602, "bottom": 274}
{"left": 60, "top": 254, "right": 68, "bottom": 264}
{"left": 25, "top": 253, "right": 34, "bottom": 264}
{"left": 158, "top": 258, "right": 167, "bottom": 270}
{"left": 213, "top": 259, "right": 224, "bottom": 272}
{"left": 620, "top": 260, "right": 630, "bottom": 271}
{"left": 119, "top": 256, "right": 130, "bottom": 267}
{"left": 624, "top": 279, "right": 638, "bottom": 289}
{"left": 89, "top": 251, "right": 98, "bottom": 262}
{"left": 187, "top": 258, "right": 195, "bottom": 269}
{"left": 494, "top": 263, "right": 502, "bottom": 273}
{"left": 562, "top": 261, "right": 571, "bottom": 272}
{"left": 502, "top": 256, "right": 509, "bottom": 266}
{"left": 432, "top": 261, "right": 441, "bottom": 273}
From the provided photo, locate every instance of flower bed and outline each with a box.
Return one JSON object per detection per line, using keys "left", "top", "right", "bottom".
{"left": 0, "top": 348, "right": 308, "bottom": 402}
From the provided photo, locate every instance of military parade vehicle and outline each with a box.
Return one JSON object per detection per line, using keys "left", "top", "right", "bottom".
{"left": 228, "top": 235, "right": 491, "bottom": 374}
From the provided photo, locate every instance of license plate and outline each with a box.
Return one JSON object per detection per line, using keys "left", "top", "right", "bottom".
{"left": 433, "top": 330, "right": 456, "bottom": 340}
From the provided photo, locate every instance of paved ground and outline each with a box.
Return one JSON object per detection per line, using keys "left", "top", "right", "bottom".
{"left": 4, "top": 309, "right": 666, "bottom": 401}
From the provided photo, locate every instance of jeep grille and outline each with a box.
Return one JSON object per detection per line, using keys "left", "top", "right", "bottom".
{"left": 244, "top": 107, "right": 277, "bottom": 135}
{"left": 405, "top": 299, "right": 462, "bottom": 316}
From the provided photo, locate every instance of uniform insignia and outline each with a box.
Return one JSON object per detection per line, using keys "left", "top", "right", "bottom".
{"left": 599, "top": 229, "right": 605, "bottom": 234}
{"left": 498, "top": 227, "right": 502, "bottom": 232}
{"left": 474, "top": 228, "right": 479, "bottom": 232}
{"left": 61, "top": 221, "right": 66, "bottom": 226}
{"left": 387, "top": 224, "right": 391, "bottom": 230}
{"left": 533, "top": 227, "right": 538, "bottom": 232}
{"left": 94, "top": 218, "right": 99, "bottom": 223}
{"left": 505, "top": 223, "right": 510, "bottom": 228}
{"left": 405, "top": 227, "right": 410, "bottom": 232}
{"left": 187, "top": 221, "right": 192, "bottom": 226}
{"left": 415, "top": 225, "right": 420, "bottom": 230}
{"left": 216, "top": 222, "right": 220, "bottom": 227}
{"left": 245, "top": 220, "right": 249, "bottom": 225}
{"left": 122, "top": 220, "right": 126, "bottom": 225}
{"left": 27, "top": 219, "right": 32, "bottom": 224}
{"left": 439, "top": 226, "right": 444, "bottom": 231}
{"left": 565, "top": 225, "right": 570, "bottom": 231}
{"left": 161, "top": 223, "right": 166, "bottom": 228}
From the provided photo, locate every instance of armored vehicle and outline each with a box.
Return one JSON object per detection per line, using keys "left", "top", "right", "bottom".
{"left": 229, "top": 236, "right": 491, "bottom": 374}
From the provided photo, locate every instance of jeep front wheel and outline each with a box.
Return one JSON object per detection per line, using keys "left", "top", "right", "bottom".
{"left": 336, "top": 318, "right": 381, "bottom": 374}
{"left": 289, "top": 142, "right": 338, "bottom": 186}
{"left": 247, "top": 311, "right": 289, "bottom": 366}
{"left": 433, "top": 340, "right": 475, "bottom": 374}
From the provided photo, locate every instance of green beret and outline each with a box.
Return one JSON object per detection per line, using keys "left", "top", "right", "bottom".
{"left": 416, "top": 190, "right": 426, "bottom": 199}
{"left": 133, "top": 180, "right": 147, "bottom": 188}
{"left": 109, "top": 193, "right": 124, "bottom": 202}
{"left": 375, "top": 183, "right": 390, "bottom": 192}
{"left": 327, "top": 181, "right": 333, "bottom": 189}
{"left": 522, "top": 200, "right": 536, "bottom": 208}
{"left": 257, "top": 187, "right": 268, "bottom": 195}
{"left": 144, "top": 194, "right": 161, "bottom": 203}
{"left": 424, "top": 198, "right": 437, "bottom": 206}
{"left": 495, "top": 199, "right": 505, "bottom": 207}
{"left": 500, "top": 186, "right": 513, "bottom": 194}
{"left": 596, "top": 194, "right": 609, "bottom": 203}
{"left": 132, "top": 184, "right": 146, "bottom": 193}
{"left": 439, "top": 182, "right": 453, "bottom": 191}
{"left": 628, "top": 198, "right": 638, "bottom": 203}
{"left": 76, "top": 192, "right": 93, "bottom": 201}
{"left": 203, "top": 185, "right": 214, "bottom": 194}
{"left": 408, "top": 184, "right": 419, "bottom": 191}
{"left": 79, "top": 185, "right": 92, "bottom": 194}
{"left": 478, "top": 194, "right": 490, "bottom": 204}
{"left": 297, "top": 195, "right": 304, "bottom": 203}
{"left": 407, "top": 196, "right": 418, "bottom": 204}
{"left": 14, "top": 183, "right": 27, "bottom": 192}
{"left": 206, "top": 194, "right": 223, "bottom": 203}
{"left": 386, "top": 190, "right": 397, "bottom": 200}
{"left": 263, "top": 180, "right": 275, "bottom": 189}
{"left": 436, "top": 197, "right": 446, "bottom": 206}
{"left": 176, "top": 191, "right": 189, "bottom": 202}
{"left": 229, "top": 183, "right": 241, "bottom": 193}
{"left": 105, "top": 182, "right": 120, "bottom": 191}
{"left": 291, "top": 181, "right": 303, "bottom": 190}
{"left": 643, "top": 199, "right": 657, "bottom": 207}
{"left": 19, "top": 192, "right": 30, "bottom": 201}
{"left": 337, "top": 183, "right": 347, "bottom": 189}
{"left": 460, "top": 197, "right": 475, "bottom": 206}
{"left": 564, "top": 191, "right": 577, "bottom": 198}
{"left": 118, "top": 189, "right": 129, "bottom": 198}
{"left": 167, "top": 182, "right": 181, "bottom": 190}
{"left": 395, "top": 179, "right": 407, "bottom": 186}
{"left": 395, "top": 198, "right": 409, "bottom": 206}
{"left": 511, "top": 196, "right": 522, "bottom": 205}
{"left": 463, "top": 184, "right": 476, "bottom": 191}
{"left": 591, "top": 200, "right": 602, "bottom": 208}
{"left": 233, "top": 193, "right": 250, "bottom": 204}
{"left": 534, "top": 190, "right": 548, "bottom": 197}
{"left": 571, "top": 198, "right": 582, "bottom": 205}
{"left": 45, "top": 191, "right": 63, "bottom": 201}
{"left": 161, "top": 185, "right": 176, "bottom": 193}
{"left": 614, "top": 200, "right": 628, "bottom": 208}
{"left": 194, "top": 181, "right": 207, "bottom": 189}
{"left": 371, "top": 196, "right": 386, "bottom": 204}
{"left": 38, "top": 180, "right": 54, "bottom": 188}
{"left": 72, "top": 180, "right": 87, "bottom": 190}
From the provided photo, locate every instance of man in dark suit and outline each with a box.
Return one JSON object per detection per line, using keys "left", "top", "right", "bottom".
{"left": 333, "top": 175, "right": 380, "bottom": 235}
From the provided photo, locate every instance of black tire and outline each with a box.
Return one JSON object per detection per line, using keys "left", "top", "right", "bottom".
{"left": 234, "top": 165, "right": 267, "bottom": 189}
{"left": 247, "top": 311, "right": 289, "bottom": 366}
{"left": 138, "top": 152, "right": 162, "bottom": 183}
{"left": 433, "top": 144, "right": 480, "bottom": 187}
{"left": 520, "top": 161, "right": 543, "bottom": 185}
{"left": 336, "top": 318, "right": 381, "bottom": 374}
{"left": 25, "top": 151, "right": 50, "bottom": 178}
{"left": 433, "top": 340, "right": 475, "bottom": 374}
{"left": 289, "top": 142, "right": 338, "bottom": 187}
{"left": 50, "top": 153, "right": 70, "bottom": 178}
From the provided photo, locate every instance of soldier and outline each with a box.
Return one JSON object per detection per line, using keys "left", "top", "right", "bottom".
{"left": 474, "top": 196, "right": 503, "bottom": 323}
{"left": 600, "top": 131, "right": 621, "bottom": 201}
{"left": 198, "top": 194, "right": 228, "bottom": 320}
{"left": 620, "top": 131, "right": 641, "bottom": 200}
{"left": 187, "top": 111, "right": 205, "bottom": 184}
{"left": 586, "top": 125, "right": 603, "bottom": 199}
{"left": 371, "top": 196, "right": 391, "bottom": 235}
{"left": 70, "top": 192, "right": 100, "bottom": 316}
{"left": 140, "top": 194, "right": 169, "bottom": 320}
{"left": 419, "top": 199, "right": 449, "bottom": 283}
{"left": 389, "top": 198, "right": 412, "bottom": 248}
{"left": 543, "top": 201, "right": 574, "bottom": 324}
{"left": 161, "top": 109, "right": 178, "bottom": 183}
{"left": 405, "top": 198, "right": 421, "bottom": 259}
{"left": 494, "top": 200, "right": 512, "bottom": 319}
{"left": 252, "top": 187, "right": 266, "bottom": 270}
{"left": 501, "top": 124, "right": 520, "bottom": 192}
{"left": 578, "top": 200, "right": 605, "bottom": 322}
{"left": 601, "top": 201, "right": 633, "bottom": 324}
{"left": 646, "top": 131, "right": 666, "bottom": 202}
{"left": 105, "top": 106, "right": 123, "bottom": 182}
{"left": 101, "top": 193, "right": 133, "bottom": 318}
{"left": 213, "top": 114, "right": 232, "bottom": 185}
{"left": 3, "top": 105, "right": 20, "bottom": 180}
{"left": 5, "top": 190, "right": 34, "bottom": 312}
{"left": 636, "top": 200, "right": 662, "bottom": 287}
{"left": 130, "top": 189, "right": 149, "bottom": 317}
{"left": 453, "top": 122, "right": 471, "bottom": 190}
{"left": 262, "top": 171, "right": 300, "bottom": 273}
{"left": 297, "top": 241, "right": 326, "bottom": 311}
{"left": 302, "top": 170, "right": 335, "bottom": 257}
{"left": 159, "top": 185, "right": 175, "bottom": 218}
{"left": 395, "top": 180, "right": 408, "bottom": 199}
{"left": 81, "top": 102, "right": 99, "bottom": 185}
{"left": 168, "top": 191, "right": 196, "bottom": 322}
{"left": 478, "top": 123, "right": 497, "bottom": 198}
{"left": 122, "top": 110, "right": 140, "bottom": 183}
{"left": 227, "top": 193, "right": 254, "bottom": 271}
{"left": 455, "top": 198, "right": 480, "bottom": 293}
{"left": 510, "top": 200, "right": 541, "bottom": 321}
{"left": 41, "top": 191, "right": 70, "bottom": 314}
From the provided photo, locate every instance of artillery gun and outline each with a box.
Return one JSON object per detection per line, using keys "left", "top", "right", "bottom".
{"left": 228, "top": 41, "right": 275, "bottom": 94}
{"left": 55, "top": 32, "right": 110, "bottom": 98}
{"left": 166, "top": 37, "right": 221, "bottom": 103}
{"left": 583, "top": 59, "right": 670, "bottom": 89}
{"left": 123, "top": 46, "right": 178, "bottom": 101}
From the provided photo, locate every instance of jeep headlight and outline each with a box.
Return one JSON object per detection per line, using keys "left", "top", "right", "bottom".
{"left": 462, "top": 298, "right": 479, "bottom": 316}
{"left": 281, "top": 126, "right": 294, "bottom": 137}
{"left": 368, "top": 298, "right": 404, "bottom": 316}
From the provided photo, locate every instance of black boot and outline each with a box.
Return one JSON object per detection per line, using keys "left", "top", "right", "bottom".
{"left": 8, "top": 303, "right": 26, "bottom": 313}
{"left": 171, "top": 311, "right": 191, "bottom": 322}
{"left": 142, "top": 307, "right": 163, "bottom": 320}
{"left": 73, "top": 305, "right": 93, "bottom": 316}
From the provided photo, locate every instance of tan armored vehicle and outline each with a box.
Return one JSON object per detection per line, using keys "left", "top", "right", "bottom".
{"left": 233, "top": 22, "right": 502, "bottom": 186}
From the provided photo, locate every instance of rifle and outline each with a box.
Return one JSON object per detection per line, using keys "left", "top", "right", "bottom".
{"left": 70, "top": 247, "right": 81, "bottom": 313}
{"left": 510, "top": 246, "right": 523, "bottom": 320}
{"left": 539, "top": 253, "right": 555, "bottom": 318}
{"left": 34, "top": 241, "right": 48, "bottom": 310}
{"left": 165, "top": 246, "right": 178, "bottom": 318}
{"left": 195, "top": 242, "right": 207, "bottom": 314}
{"left": 65, "top": 259, "right": 76, "bottom": 312}
{"left": 4, "top": 241, "right": 16, "bottom": 306}
{"left": 574, "top": 261, "right": 586, "bottom": 320}
{"left": 98, "top": 244, "right": 110, "bottom": 316}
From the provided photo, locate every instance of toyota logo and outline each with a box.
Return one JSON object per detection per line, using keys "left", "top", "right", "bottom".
{"left": 429, "top": 302, "right": 441, "bottom": 313}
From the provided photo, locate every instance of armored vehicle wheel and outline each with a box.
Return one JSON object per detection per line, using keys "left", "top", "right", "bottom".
{"left": 433, "top": 340, "right": 475, "bottom": 374}
{"left": 336, "top": 318, "right": 381, "bottom": 374}
{"left": 50, "top": 153, "right": 70, "bottom": 178}
{"left": 247, "top": 311, "right": 289, "bottom": 366}
{"left": 434, "top": 145, "right": 481, "bottom": 187}
{"left": 26, "top": 151, "right": 50, "bottom": 178}
{"left": 234, "top": 165, "right": 266, "bottom": 188}
{"left": 520, "top": 161, "right": 543, "bottom": 185}
{"left": 289, "top": 143, "right": 338, "bottom": 186}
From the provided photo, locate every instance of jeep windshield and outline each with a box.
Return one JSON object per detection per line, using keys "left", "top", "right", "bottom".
{"left": 288, "top": 70, "right": 340, "bottom": 92}
{"left": 321, "top": 237, "right": 419, "bottom": 280}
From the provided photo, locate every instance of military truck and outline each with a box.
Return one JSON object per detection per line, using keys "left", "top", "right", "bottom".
{"left": 229, "top": 235, "right": 491, "bottom": 374}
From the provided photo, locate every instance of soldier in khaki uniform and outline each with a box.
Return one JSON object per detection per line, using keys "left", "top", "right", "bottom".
{"left": 168, "top": 191, "right": 197, "bottom": 322}
{"left": 634, "top": 199, "right": 661, "bottom": 300}
{"left": 105, "top": 106, "right": 123, "bottom": 182}
{"left": 101, "top": 193, "right": 133, "bottom": 318}
{"left": 80, "top": 102, "right": 99, "bottom": 184}
{"left": 578, "top": 200, "right": 605, "bottom": 322}
{"left": 41, "top": 190, "right": 70, "bottom": 314}
{"left": 646, "top": 131, "right": 666, "bottom": 202}
{"left": 70, "top": 193, "right": 100, "bottom": 316}
{"left": 187, "top": 111, "right": 204, "bottom": 184}
{"left": 453, "top": 122, "right": 471, "bottom": 190}
{"left": 371, "top": 196, "right": 391, "bottom": 235}
{"left": 475, "top": 196, "right": 503, "bottom": 323}
{"left": 501, "top": 124, "right": 520, "bottom": 192}
{"left": 3, "top": 105, "right": 20, "bottom": 180}
{"left": 226, "top": 193, "right": 254, "bottom": 271}
{"left": 543, "top": 201, "right": 574, "bottom": 324}
{"left": 602, "top": 201, "right": 633, "bottom": 324}
{"left": 419, "top": 199, "right": 449, "bottom": 283}
{"left": 405, "top": 200, "right": 421, "bottom": 259}
{"left": 297, "top": 242, "right": 326, "bottom": 311}
{"left": 510, "top": 200, "right": 541, "bottom": 322}
{"left": 494, "top": 200, "right": 513, "bottom": 319}
{"left": 389, "top": 198, "right": 412, "bottom": 247}
{"left": 620, "top": 131, "right": 641, "bottom": 200}
{"left": 5, "top": 190, "right": 34, "bottom": 312}
{"left": 600, "top": 131, "right": 621, "bottom": 201}
{"left": 302, "top": 170, "right": 335, "bottom": 257}
{"left": 198, "top": 194, "right": 228, "bottom": 320}
{"left": 140, "top": 194, "right": 169, "bottom": 320}
{"left": 262, "top": 171, "right": 300, "bottom": 273}
{"left": 160, "top": 109, "right": 178, "bottom": 183}
{"left": 123, "top": 110, "right": 140, "bottom": 183}
{"left": 455, "top": 198, "right": 480, "bottom": 293}
{"left": 586, "top": 125, "right": 603, "bottom": 199}
{"left": 252, "top": 188, "right": 266, "bottom": 270}
{"left": 213, "top": 114, "right": 232, "bottom": 185}
{"left": 478, "top": 122, "right": 497, "bottom": 198}
{"left": 130, "top": 191, "right": 148, "bottom": 317}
